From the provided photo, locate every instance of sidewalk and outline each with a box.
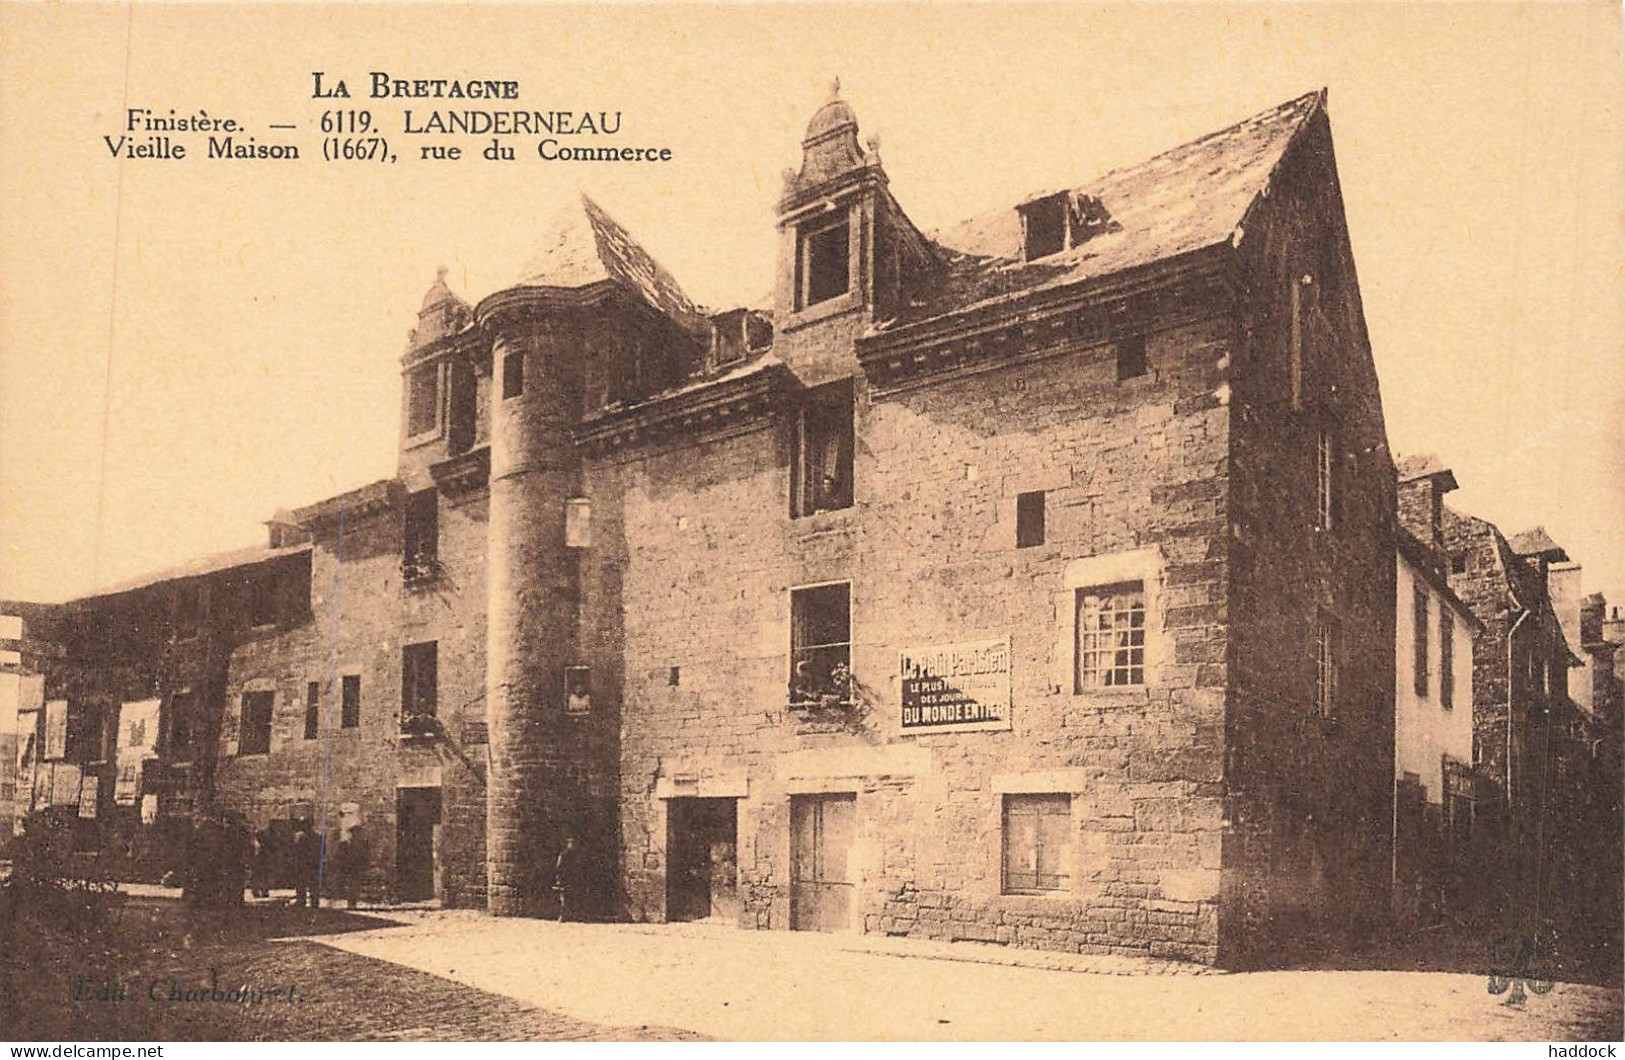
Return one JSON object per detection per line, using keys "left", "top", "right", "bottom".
{"left": 306, "top": 911, "right": 1625, "bottom": 1041}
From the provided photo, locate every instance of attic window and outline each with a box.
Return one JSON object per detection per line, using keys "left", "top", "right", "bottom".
{"left": 407, "top": 364, "right": 441, "bottom": 437}
{"left": 1021, "top": 193, "right": 1069, "bottom": 261}
{"left": 799, "top": 215, "right": 851, "bottom": 308}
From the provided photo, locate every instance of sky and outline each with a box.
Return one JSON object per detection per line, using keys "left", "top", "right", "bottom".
{"left": 1, "top": 2, "right": 1622, "bottom": 623}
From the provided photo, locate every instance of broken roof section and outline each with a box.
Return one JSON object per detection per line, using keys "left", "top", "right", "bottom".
{"left": 891, "top": 90, "right": 1326, "bottom": 329}
{"left": 512, "top": 193, "right": 708, "bottom": 341}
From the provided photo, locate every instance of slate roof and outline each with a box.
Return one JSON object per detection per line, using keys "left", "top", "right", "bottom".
{"left": 514, "top": 193, "right": 707, "bottom": 339}
{"left": 1510, "top": 525, "right": 1569, "bottom": 559}
{"left": 886, "top": 90, "right": 1326, "bottom": 329}
{"left": 1396, "top": 453, "right": 1448, "bottom": 481}
{"left": 67, "top": 543, "right": 312, "bottom": 603}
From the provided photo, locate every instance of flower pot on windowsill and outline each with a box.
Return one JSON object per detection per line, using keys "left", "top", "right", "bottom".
{"left": 398, "top": 713, "right": 440, "bottom": 741}
{"left": 401, "top": 556, "right": 444, "bottom": 586}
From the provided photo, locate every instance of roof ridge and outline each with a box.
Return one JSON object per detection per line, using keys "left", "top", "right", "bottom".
{"left": 1087, "top": 88, "right": 1324, "bottom": 191}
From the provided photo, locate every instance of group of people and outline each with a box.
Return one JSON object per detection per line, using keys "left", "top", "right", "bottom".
{"left": 183, "top": 813, "right": 367, "bottom": 910}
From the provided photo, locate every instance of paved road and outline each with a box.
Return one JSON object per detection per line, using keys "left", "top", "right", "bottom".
{"left": 314, "top": 912, "right": 1625, "bottom": 1041}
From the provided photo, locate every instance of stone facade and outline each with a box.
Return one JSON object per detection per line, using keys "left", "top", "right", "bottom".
{"left": 13, "top": 87, "right": 1415, "bottom": 967}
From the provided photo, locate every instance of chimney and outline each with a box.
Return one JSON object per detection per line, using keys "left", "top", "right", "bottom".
{"left": 265, "top": 509, "right": 309, "bottom": 549}
{"left": 1395, "top": 454, "right": 1457, "bottom": 552}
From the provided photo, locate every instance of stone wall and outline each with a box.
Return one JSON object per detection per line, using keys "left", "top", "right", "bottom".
{"left": 593, "top": 307, "right": 1235, "bottom": 963}
{"left": 212, "top": 486, "right": 490, "bottom": 906}
{"left": 1223, "top": 107, "right": 1397, "bottom": 964}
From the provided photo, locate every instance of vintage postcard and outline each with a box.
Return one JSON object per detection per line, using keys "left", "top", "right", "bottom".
{"left": 1, "top": 1, "right": 1621, "bottom": 1046}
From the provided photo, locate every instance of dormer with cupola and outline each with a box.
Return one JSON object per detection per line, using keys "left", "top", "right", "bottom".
{"left": 399, "top": 266, "right": 482, "bottom": 479}
{"left": 773, "top": 81, "right": 944, "bottom": 386}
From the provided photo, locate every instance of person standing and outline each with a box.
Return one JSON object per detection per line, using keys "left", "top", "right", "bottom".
{"left": 251, "top": 827, "right": 273, "bottom": 899}
{"left": 337, "top": 825, "right": 365, "bottom": 910}
{"left": 552, "top": 836, "right": 583, "bottom": 922}
{"left": 292, "top": 823, "right": 319, "bottom": 909}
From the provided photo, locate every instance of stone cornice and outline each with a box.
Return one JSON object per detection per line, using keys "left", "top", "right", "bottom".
{"left": 575, "top": 361, "right": 793, "bottom": 458}
{"left": 473, "top": 280, "right": 619, "bottom": 331}
{"left": 293, "top": 478, "right": 402, "bottom": 530}
{"left": 858, "top": 245, "right": 1237, "bottom": 395}
{"left": 429, "top": 446, "right": 491, "bottom": 496}
{"left": 402, "top": 326, "right": 485, "bottom": 372}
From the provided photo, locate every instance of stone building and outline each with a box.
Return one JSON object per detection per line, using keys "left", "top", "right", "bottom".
{"left": 1391, "top": 457, "right": 1479, "bottom": 923}
{"left": 11, "top": 87, "right": 1402, "bottom": 966}
{"left": 1408, "top": 480, "right": 1623, "bottom": 959}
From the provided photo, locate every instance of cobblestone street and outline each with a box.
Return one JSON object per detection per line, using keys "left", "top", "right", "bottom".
{"left": 0, "top": 896, "right": 702, "bottom": 1042}
{"left": 4, "top": 892, "right": 1621, "bottom": 1042}
{"left": 311, "top": 910, "right": 1625, "bottom": 1041}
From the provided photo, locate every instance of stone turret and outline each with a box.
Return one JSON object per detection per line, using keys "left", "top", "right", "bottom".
{"left": 476, "top": 195, "right": 703, "bottom": 917}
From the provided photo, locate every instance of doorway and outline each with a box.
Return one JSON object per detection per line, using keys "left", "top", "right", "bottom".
{"left": 395, "top": 786, "right": 441, "bottom": 902}
{"left": 790, "top": 793, "right": 856, "bottom": 932}
{"left": 666, "top": 797, "right": 739, "bottom": 922}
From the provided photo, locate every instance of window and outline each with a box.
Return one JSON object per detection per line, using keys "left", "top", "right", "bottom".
{"left": 791, "top": 380, "right": 854, "bottom": 517}
{"left": 798, "top": 216, "right": 850, "bottom": 308}
{"left": 1440, "top": 611, "right": 1455, "bottom": 709}
{"left": 1075, "top": 583, "right": 1145, "bottom": 689}
{"left": 167, "top": 689, "right": 195, "bottom": 760}
{"left": 67, "top": 702, "right": 109, "bottom": 763}
{"left": 1116, "top": 335, "right": 1147, "bottom": 381}
{"left": 175, "top": 583, "right": 202, "bottom": 641}
{"left": 1002, "top": 794, "right": 1072, "bottom": 893}
{"left": 1019, "top": 194, "right": 1068, "bottom": 261}
{"left": 303, "top": 681, "right": 320, "bottom": 740}
{"left": 502, "top": 350, "right": 525, "bottom": 399}
{"left": 1449, "top": 551, "right": 1468, "bottom": 575}
{"left": 789, "top": 582, "right": 851, "bottom": 705}
{"left": 246, "top": 570, "right": 278, "bottom": 628}
{"left": 341, "top": 675, "right": 361, "bottom": 729}
{"left": 401, "top": 641, "right": 438, "bottom": 729}
{"left": 1413, "top": 586, "right": 1430, "bottom": 698}
{"left": 1016, "top": 491, "right": 1046, "bottom": 549}
{"left": 403, "top": 489, "right": 439, "bottom": 580}
{"left": 1315, "top": 426, "right": 1335, "bottom": 531}
{"left": 1447, "top": 792, "right": 1473, "bottom": 846}
{"left": 1315, "top": 612, "right": 1339, "bottom": 718}
{"left": 238, "top": 691, "right": 274, "bottom": 756}
{"left": 1290, "top": 273, "right": 1313, "bottom": 409}
{"left": 407, "top": 364, "right": 440, "bottom": 437}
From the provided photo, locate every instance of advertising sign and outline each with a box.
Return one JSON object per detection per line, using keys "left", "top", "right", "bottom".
{"left": 899, "top": 638, "right": 1013, "bottom": 735}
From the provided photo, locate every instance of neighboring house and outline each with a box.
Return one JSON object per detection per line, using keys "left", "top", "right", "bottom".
{"left": 1400, "top": 481, "right": 1620, "bottom": 957}
{"left": 11, "top": 86, "right": 1403, "bottom": 967}
{"left": 1391, "top": 457, "right": 1480, "bottom": 922}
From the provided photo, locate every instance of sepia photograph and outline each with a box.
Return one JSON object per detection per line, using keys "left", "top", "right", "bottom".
{"left": 0, "top": 1, "right": 1621, "bottom": 1046}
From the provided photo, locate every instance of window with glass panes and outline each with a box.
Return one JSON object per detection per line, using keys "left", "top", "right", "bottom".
{"left": 1075, "top": 582, "right": 1145, "bottom": 689}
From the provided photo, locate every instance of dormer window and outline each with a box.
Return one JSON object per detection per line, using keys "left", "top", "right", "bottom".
{"left": 1020, "top": 192, "right": 1069, "bottom": 261}
{"left": 406, "top": 363, "right": 441, "bottom": 438}
{"left": 1019, "top": 191, "right": 1113, "bottom": 263}
{"left": 798, "top": 214, "right": 851, "bottom": 308}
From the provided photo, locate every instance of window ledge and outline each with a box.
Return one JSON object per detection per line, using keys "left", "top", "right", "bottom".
{"left": 790, "top": 506, "right": 856, "bottom": 535}
{"left": 782, "top": 291, "right": 862, "bottom": 332}
{"left": 404, "top": 427, "right": 446, "bottom": 450}
{"left": 1063, "top": 684, "right": 1153, "bottom": 699}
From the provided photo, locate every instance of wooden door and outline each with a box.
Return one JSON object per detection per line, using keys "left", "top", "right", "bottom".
{"left": 790, "top": 793, "right": 855, "bottom": 932}
{"left": 395, "top": 787, "right": 441, "bottom": 902}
